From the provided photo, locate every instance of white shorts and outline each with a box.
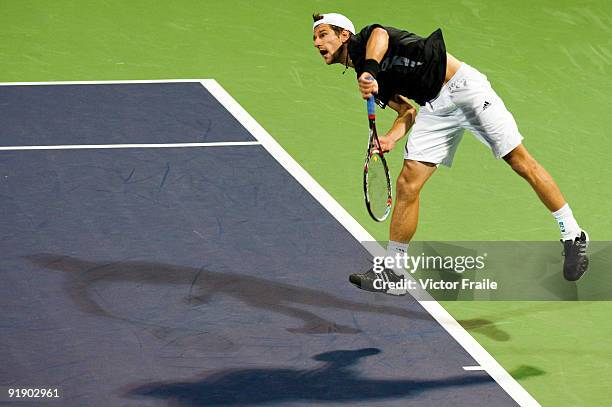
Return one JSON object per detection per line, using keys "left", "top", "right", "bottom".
{"left": 404, "top": 63, "right": 523, "bottom": 166}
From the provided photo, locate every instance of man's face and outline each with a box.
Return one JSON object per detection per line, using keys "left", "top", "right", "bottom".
{"left": 313, "top": 24, "right": 348, "bottom": 65}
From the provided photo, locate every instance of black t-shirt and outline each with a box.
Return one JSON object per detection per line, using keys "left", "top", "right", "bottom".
{"left": 348, "top": 24, "right": 447, "bottom": 106}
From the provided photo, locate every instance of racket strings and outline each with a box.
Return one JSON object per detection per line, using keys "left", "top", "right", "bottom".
{"left": 366, "top": 152, "right": 391, "bottom": 220}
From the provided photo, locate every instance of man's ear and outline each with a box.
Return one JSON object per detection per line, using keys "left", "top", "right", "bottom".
{"left": 341, "top": 30, "right": 350, "bottom": 43}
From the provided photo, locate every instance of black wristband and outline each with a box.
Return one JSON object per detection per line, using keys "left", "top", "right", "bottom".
{"left": 363, "top": 59, "right": 380, "bottom": 79}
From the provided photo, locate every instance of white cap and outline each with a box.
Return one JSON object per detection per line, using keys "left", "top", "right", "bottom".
{"left": 313, "top": 13, "right": 355, "bottom": 35}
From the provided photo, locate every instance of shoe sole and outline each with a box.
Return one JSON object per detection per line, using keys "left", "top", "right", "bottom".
{"left": 349, "top": 275, "right": 407, "bottom": 296}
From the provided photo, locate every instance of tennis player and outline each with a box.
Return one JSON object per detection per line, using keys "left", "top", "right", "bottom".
{"left": 312, "top": 13, "right": 589, "bottom": 292}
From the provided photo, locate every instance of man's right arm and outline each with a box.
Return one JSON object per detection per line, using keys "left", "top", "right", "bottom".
{"left": 357, "top": 27, "right": 389, "bottom": 99}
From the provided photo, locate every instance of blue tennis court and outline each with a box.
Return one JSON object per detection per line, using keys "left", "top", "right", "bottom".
{"left": 0, "top": 81, "right": 530, "bottom": 406}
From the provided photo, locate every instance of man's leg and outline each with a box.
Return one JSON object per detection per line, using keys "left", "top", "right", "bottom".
{"left": 503, "top": 144, "right": 589, "bottom": 280}
{"left": 349, "top": 159, "right": 437, "bottom": 294}
{"left": 447, "top": 62, "right": 588, "bottom": 280}
{"left": 502, "top": 144, "right": 565, "bottom": 212}
{"left": 389, "top": 159, "right": 438, "bottom": 243}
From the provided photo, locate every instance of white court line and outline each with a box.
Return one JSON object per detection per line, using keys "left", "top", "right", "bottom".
{"left": 463, "top": 366, "right": 487, "bottom": 371}
{"left": 0, "top": 79, "right": 203, "bottom": 86}
{"left": 202, "top": 79, "right": 541, "bottom": 407}
{"left": 0, "top": 79, "right": 540, "bottom": 406}
{"left": 0, "top": 141, "right": 260, "bottom": 151}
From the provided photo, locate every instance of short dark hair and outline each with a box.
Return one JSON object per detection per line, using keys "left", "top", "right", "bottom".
{"left": 312, "top": 13, "right": 347, "bottom": 36}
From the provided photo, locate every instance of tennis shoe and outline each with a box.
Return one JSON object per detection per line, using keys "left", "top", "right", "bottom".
{"left": 561, "top": 230, "right": 589, "bottom": 281}
{"left": 349, "top": 267, "right": 407, "bottom": 296}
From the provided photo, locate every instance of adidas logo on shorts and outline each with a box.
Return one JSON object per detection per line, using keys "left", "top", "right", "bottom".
{"left": 483, "top": 101, "right": 491, "bottom": 110}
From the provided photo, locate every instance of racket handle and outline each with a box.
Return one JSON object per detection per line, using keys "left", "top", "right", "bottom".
{"left": 364, "top": 76, "right": 376, "bottom": 118}
{"left": 367, "top": 96, "right": 376, "bottom": 118}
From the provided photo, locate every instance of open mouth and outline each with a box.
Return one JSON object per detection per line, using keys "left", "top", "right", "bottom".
{"left": 319, "top": 49, "right": 329, "bottom": 57}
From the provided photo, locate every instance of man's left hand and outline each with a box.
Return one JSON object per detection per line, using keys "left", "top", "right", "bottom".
{"left": 376, "top": 136, "right": 396, "bottom": 153}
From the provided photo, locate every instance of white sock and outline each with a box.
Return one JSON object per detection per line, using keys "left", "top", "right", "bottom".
{"left": 552, "top": 203, "right": 581, "bottom": 241}
{"left": 386, "top": 241, "right": 409, "bottom": 278}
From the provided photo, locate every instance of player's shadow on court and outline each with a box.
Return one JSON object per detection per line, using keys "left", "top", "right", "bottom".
{"left": 26, "top": 254, "right": 512, "bottom": 340}
{"left": 123, "top": 348, "right": 543, "bottom": 405}
{"left": 26, "top": 254, "right": 432, "bottom": 335}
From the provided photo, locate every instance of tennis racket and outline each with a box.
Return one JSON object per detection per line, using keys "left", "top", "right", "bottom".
{"left": 363, "top": 94, "right": 392, "bottom": 222}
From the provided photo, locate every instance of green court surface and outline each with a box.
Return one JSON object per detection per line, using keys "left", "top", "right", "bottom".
{"left": 1, "top": 1, "right": 610, "bottom": 405}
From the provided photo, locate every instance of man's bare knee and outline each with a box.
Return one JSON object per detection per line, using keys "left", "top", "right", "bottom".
{"left": 504, "top": 145, "right": 538, "bottom": 181}
{"left": 396, "top": 160, "right": 435, "bottom": 199}
{"left": 512, "top": 158, "right": 537, "bottom": 179}
{"left": 396, "top": 176, "right": 421, "bottom": 200}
